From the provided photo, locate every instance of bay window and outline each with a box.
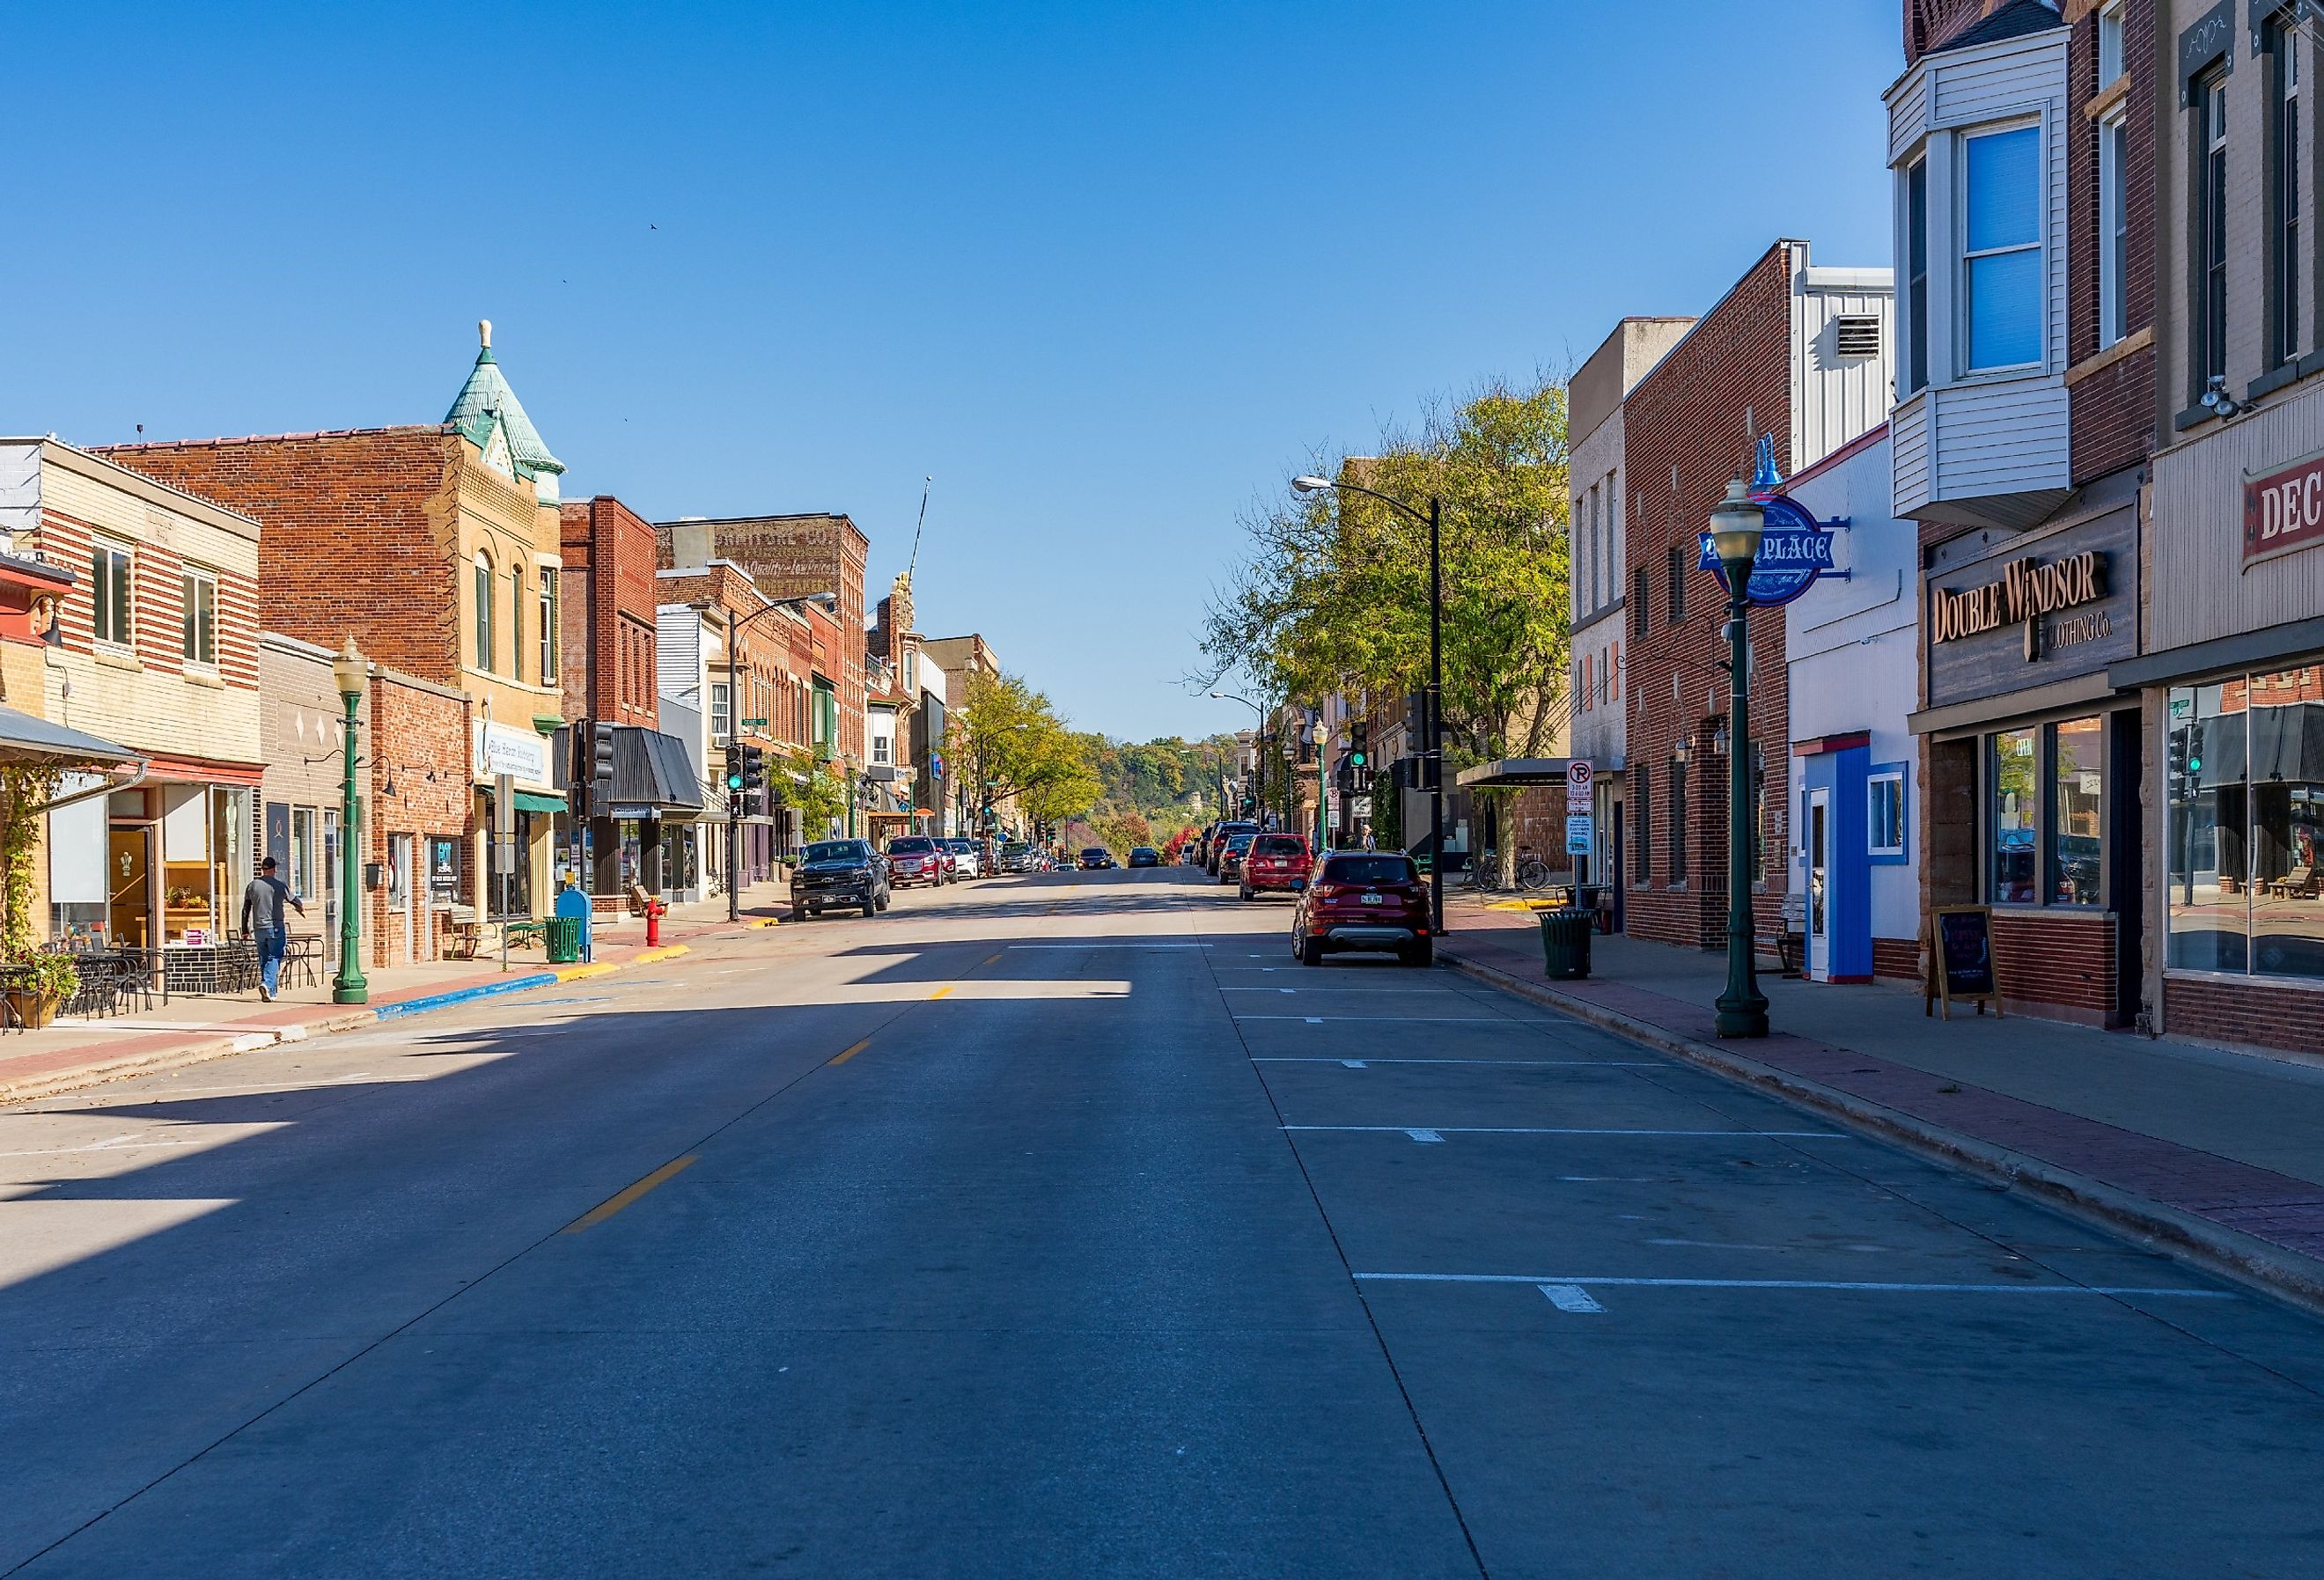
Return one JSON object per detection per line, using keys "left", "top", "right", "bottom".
{"left": 1905, "top": 156, "right": 1931, "bottom": 391}
{"left": 1963, "top": 125, "right": 2043, "bottom": 370}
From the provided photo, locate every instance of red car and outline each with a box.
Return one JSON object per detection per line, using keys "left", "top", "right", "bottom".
{"left": 885, "top": 834, "right": 947, "bottom": 888}
{"left": 1239, "top": 834, "right": 1313, "bottom": 900}
{"left": 1291, "top": 852, "right": 1432, "bottom": 967}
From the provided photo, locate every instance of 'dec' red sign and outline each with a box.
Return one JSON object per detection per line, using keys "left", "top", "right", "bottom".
{"left": 2246, "top": 448, "right": 2324, "bottom": 567}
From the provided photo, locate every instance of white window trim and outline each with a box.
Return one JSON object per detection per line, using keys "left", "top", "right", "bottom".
{"left": 2098, "top": 105, "right": 2129, "bottom": 349}
{"left": 91, "top": 538, "right": 134, "bottom": 651}
{"left": 180, "top": 564, "right": 218, "bottom": 670}
{"left": 1957, "top": 117, "right": 2048, "bottom": 377}
{"left": 2097, "top": 0, "right": 2124, "bottom": 90}
{"left": 1868, "top": 768, "right": 1908, "bottom": 857}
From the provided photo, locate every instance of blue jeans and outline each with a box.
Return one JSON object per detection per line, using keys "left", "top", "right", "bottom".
{"left": 257, "top": 926, "right": 285, "bottom": 996}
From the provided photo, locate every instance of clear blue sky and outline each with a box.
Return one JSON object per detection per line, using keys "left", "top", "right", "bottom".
{"left": 9, "top": 2, "right": 1897, "bottom": 743}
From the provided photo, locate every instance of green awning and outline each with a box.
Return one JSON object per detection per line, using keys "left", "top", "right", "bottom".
{"left": 513, "top": 790, "right": 566, "bottom": 814}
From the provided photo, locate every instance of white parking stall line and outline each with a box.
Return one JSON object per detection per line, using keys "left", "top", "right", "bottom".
{"left": 1251, "top": 1055, "right": 1665, "bottom": 1066}
{"left": 1404, "top": 1128, "right": 1445, "bottom": 1144}
{"left": 1354, "top": 1272, "right": 2235, "bottom": 1298}
{"left": 1234, "top": 1015, "right": 1515, "bottom": 1024}
{"left": 1284, "top": 1126, "right": 1844, "bottom": 1138}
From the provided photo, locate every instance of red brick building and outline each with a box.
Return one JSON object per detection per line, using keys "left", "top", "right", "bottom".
{"left": 96, "top": 326, "right": 576, "bottom": 930}
{"left": 561, "top": 496, "right": 703, "bottom": 897}
{"left": 1622, "top": 241, "right": 1894, "bottom": 952}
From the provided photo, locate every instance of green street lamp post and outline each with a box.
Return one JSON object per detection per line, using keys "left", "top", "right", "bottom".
{"left": 331, "top": 637, "right": 370, "bottom": 1005}
{"left": 1708, "top": 476, "right": 1769, "bottom": 1040}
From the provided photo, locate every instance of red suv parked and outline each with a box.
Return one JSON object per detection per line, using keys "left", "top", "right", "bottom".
{"left": 885, "top": 835, "right": 947, "bottom": 888}
{"left": 1291, "top": 852, "right": 1431, "bottom": 967}
{"left": 1240, "top": 834, "right": 1313, "bottom": 900}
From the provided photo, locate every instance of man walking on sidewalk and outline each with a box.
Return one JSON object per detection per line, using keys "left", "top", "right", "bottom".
{"left": 240, "top": 856, "right": 304, "bottom": 1003}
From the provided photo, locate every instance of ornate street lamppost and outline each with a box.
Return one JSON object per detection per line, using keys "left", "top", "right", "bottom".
{"left": 1293, "top": 475, "right": 1446, "bottom": 935}
{"left": 1707, "top": 476, "right": 1769, "bottom": 1039}
{"left": 331, "top": 637, "right": 370, "bottom": 1006}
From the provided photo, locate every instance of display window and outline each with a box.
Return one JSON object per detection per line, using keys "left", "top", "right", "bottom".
{"left": 2167, "top": 666, "right": 2324, "bottom": 979}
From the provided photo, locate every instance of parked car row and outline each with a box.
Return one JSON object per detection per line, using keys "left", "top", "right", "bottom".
{"left": 794, "top": 834, "right": 1076, "bottom": 921}
{"left": 1184, "top": 826, "right": 1430, "bottom": 968}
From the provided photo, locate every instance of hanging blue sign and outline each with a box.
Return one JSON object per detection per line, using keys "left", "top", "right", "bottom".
{"left": 1695, "top": 492, "right": 1840, "bottom": 607}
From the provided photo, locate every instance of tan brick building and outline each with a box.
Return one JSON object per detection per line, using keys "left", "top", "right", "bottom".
{"left": 1, "top": 438, "right": 265, "bottom": 956}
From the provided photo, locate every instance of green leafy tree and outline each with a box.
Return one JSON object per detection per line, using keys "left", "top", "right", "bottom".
{"left": 776, "top": 749, "right": 851, "bottom": 842}
{"left": 1200, "top": 375, "right": 1570, "bottom": 878}
{"left": 952, "top": 671, "right": 1104, "bottom": 832}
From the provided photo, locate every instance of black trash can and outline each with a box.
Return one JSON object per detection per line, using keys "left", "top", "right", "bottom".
{"left": 1539, "top": 908, "right": 1592, "bottom": 981}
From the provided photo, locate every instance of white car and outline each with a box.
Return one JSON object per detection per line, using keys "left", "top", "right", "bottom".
{"left": 943, "top": 839, "right": 983, "bottom": 879}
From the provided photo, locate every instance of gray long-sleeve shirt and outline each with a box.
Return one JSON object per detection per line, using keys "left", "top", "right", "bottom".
{"left": 240, "top": 875, "right": 299, "bottom": 934}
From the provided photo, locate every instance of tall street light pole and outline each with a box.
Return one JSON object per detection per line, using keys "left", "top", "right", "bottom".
{"left": 1708, "top": 475, "right": 1769, "bottom": 1040}
{"left": 1209, "top": 690, "right": 1266, "bottom": 825}
{"left": 330, "top": 638, "right": 370, "bottom": 1005}
{"left": 1295, "top": 476, "right": 1446, "bottom": 936}
{"left": 704, "top": 590, "right": 837, "bottom": 922}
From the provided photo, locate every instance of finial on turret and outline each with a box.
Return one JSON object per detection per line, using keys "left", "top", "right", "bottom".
{"left": 479, "top": 319, "right": 493, "bottom": 350}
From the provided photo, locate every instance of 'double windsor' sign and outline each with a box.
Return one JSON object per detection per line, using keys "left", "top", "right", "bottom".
{"left": 1693, "top": 437, "right": 1845, "bottom": 608}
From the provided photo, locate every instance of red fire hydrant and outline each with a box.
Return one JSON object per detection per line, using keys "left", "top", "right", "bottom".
{"left": 644, "top": 898, "right": 666, "bottom": 948}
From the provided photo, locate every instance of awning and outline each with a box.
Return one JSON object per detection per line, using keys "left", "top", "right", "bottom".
{"left": 514, "top": 790, "right": 566, "bottom": 814}
{"left": 1454, "top": 757, "right": 1598, "bottom": 789}
{"left": 0, "top": 704, "right": 138, "bottom": 768}
{"left": 609, "top": 728, "right": 706, "bottom": 820}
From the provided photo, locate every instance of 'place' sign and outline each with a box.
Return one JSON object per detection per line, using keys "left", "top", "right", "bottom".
{"left": 2245, "top": 445, "right": 2324, "bottom": 568}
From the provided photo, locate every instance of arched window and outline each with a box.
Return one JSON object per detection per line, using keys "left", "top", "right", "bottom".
{"left": 474, "top": 551, "right": 494, "bottom": 672}
{"left": 508, "top": 562, "right": 526, "bottom": 683}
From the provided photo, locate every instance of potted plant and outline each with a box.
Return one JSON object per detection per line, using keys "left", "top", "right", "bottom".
{"left": 4, "top": 949, "right": 76, "bottom": 1028}
{"left": 0, "top": 762, "right": 85, "bottom": 1027}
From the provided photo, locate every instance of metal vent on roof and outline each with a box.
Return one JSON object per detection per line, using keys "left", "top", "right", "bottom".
{"left": 1835, "top": 315, "right": 1881, "bottom": 358}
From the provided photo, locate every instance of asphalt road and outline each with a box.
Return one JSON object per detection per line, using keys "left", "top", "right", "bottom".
{"left": 2, "top": 866, "right": 2320, "bottom": 1577}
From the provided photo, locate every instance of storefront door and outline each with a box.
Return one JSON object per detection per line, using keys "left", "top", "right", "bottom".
{"left": 107, "top": 827, "right": 151, "bottom": 949}
{"left": 1806, "top": 789, "right": 1831, "bottom": 981}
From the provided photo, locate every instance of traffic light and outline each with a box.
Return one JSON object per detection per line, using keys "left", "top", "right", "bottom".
{"left": 724, "top": 742, "right": 743, "bottom": 793}
{"left": 1403, "top": 691, "right": 1427, "bottom": 753}
{"left": 2167, "top": 730, "right": 2188, "bottom": 785}
{"left": 592, "top": 722, "right": 617, "bottom": 795}
{"left": 2185, "top": 724, "right": 2204, "bottom": 777}
{"left": 741, "top": 745, "right": 767, "bottom": 791}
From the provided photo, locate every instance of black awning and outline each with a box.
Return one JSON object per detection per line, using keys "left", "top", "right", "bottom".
{"left": 602, "top": 727, "right": 706, "bottom": 819}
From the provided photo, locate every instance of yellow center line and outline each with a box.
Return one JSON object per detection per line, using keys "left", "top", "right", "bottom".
{"left": 827, "top": 1038, "right": 872, "bottom": 1065}
{"left": 563, "top": 1154, "right": 698, "bottom": 1233}
{"left": 929, "top": 985, "right": 953, "bottom": 1000}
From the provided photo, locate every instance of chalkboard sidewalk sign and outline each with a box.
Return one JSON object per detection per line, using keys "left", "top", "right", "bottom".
{"left": 1923, "top": 905, "right": 2004, "bottom": 1020}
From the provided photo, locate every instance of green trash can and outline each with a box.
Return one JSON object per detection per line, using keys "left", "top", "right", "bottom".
{"left": 1539, "top": 908, "right": 1592, "bottom": 981}
{"left": 545, "top": 914, "right": 585, "bottom": 965}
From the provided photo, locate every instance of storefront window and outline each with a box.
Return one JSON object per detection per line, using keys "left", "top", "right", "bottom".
{"left": 2050, "top": 716, "right": 2104, "bottom": 906}
{"left": 2174, "top": 669, "right": 2324, "bottom": 980}
{"left": 1989, "top": 729, "right": 2039, "bottom": 902}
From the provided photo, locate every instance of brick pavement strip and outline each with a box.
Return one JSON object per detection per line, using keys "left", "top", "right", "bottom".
{"left": 1439, "top": 919, "right": 2324, "bottom": 1314}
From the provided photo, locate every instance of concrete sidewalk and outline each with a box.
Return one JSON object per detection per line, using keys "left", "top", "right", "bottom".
{"left": 1438, "top": 895, "right": 2324, "bottom": 1310}
{"left": 0, "top": 881, "right": 791, "bottom": 1104}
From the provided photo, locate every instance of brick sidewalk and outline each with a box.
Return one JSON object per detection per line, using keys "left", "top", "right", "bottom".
{"left": 1439, "top": 900, "right": 2324, "bottom": 1307}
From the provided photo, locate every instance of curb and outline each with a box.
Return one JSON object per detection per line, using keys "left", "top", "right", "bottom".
{"left": 1440, "top": 944, "right": 2324, "bottom": 1319}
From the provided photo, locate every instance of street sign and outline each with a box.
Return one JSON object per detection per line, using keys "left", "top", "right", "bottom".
{"left": 494, "top": 837, "right": 518, "bottom": 874}
{"left": 1351, "top": 796, "right": 1373, "bottom": 819}
{"left": 1565, "top": 760, "right": 1593, "bottom": 810}
{"left": 741, "top": 717, "right": 769, "bottom": 728}
{"left": 1565, "top": 813, "right": 1592, "bottom": 856}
